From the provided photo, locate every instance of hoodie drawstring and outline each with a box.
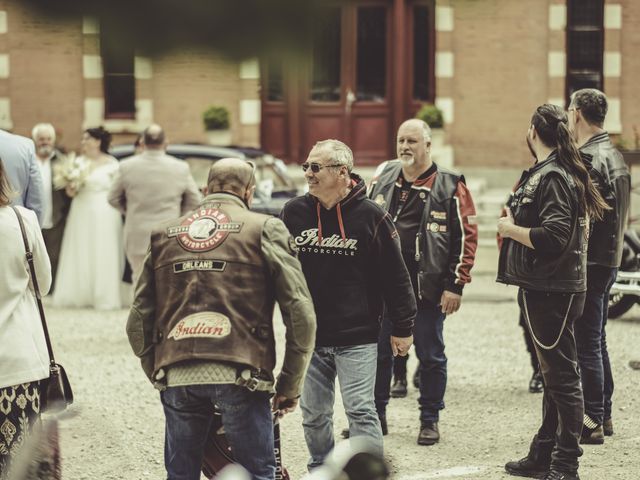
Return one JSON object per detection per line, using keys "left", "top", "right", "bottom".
{"left": 316, "top": 201, "right": 347, "bottom": 246}
{"left": 336, "top": 203, "right": 346, "bottom": 243}
{"left": 316, "top": 202, "right": 323, "bottom": 246}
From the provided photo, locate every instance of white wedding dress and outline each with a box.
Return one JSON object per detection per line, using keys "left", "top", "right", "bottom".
{"left": 53, "top": 158, "right": 124, "bottom": 310}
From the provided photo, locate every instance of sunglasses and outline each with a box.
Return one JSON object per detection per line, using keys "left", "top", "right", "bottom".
{"left": 301, "top": 162, "right": 343, "bottom": 173}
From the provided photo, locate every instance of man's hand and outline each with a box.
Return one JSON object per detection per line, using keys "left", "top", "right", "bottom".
{"left": 272, "top": 395, "right": 299, "bottom": 418}
{"left": 497, "top": 208, "right": 515, "bottom": 238}
{"left": 440, "top": 290, "right": 462, "bottom": 315}
{"left": 391, "top": 335, "right": 413, "bottom": 357}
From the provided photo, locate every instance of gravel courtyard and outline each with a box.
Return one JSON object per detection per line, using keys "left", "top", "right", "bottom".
{"left": 44, "top": 264, "right": 640, "bottom": 480}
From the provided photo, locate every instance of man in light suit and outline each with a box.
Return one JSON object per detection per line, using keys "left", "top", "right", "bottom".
{"left": 108, "top": 124, "right": 202, "bottom": 284}
{"left": 32, "top": 123, "right": 71, "bottom": 290}
{"left": 0, "top": 128, "right": 44, "bottom": 224}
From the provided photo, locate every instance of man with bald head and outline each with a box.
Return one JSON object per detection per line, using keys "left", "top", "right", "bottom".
{"left": 127, "top": 157, "right": 316, "bottom": 480}
{"left": 369, "top": 118, "right": 478, "bottom": 445}
{"left": 108, "top": 124, "right": 201, "bottom": 284}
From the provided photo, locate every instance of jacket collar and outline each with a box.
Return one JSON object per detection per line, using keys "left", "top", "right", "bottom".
{"left": 581, "top": 132, "right": 610, "bottom": 149}
{"left": 201, "top": 192, "right": 248, "bottom": 209}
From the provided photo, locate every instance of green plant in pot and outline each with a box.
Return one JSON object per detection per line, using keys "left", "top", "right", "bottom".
{"left": 415, "top": 103, "right": 445, "bottom": 148}
{"left": 203, "top": 106, "right": 231, "bottom": 146}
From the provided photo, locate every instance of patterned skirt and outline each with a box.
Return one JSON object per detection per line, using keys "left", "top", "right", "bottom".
{"left": 0, "top": 381, "right": 60, "bottom": 480}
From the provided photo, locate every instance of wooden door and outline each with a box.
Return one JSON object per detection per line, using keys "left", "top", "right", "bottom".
{"left": 262, "top": 1, "right": 395, "bottom": 165}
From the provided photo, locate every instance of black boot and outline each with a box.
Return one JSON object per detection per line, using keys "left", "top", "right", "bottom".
{"left": 505, "top": 435, "right": 552, "bottom": 478}
{"left": 390, "top": 376, "right": 408, "bottom": 398}
{"left": 412, "top": 367, "right": 420, "bottom": 389}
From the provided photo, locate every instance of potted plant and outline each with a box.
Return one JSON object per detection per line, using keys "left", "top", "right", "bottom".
{"left": 415, "top": 103, "right": 445, "bottom": 148}
{"left": 203, "top": 106, "right": 231, "bottom": 146}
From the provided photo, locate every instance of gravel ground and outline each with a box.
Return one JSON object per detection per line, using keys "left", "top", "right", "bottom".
{"left": 43, "top": 268, "right": 640, "bottom": 480}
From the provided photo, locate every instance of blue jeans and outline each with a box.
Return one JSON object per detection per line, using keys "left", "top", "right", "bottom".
{"left": 575, "top": 265, "right": 617, "bottom": 425}
{"left": 301, "top": 344, "right": 382, "bottom": 470}
{"left": 375, "top": 301, "right": 446, "bottom": 424}
{"left": 160, "top": 384, "right": 275, "bottom": 480}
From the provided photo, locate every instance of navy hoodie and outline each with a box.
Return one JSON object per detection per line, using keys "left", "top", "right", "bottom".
{"left": 280, "top": 174, "right": 416, "bottom": 347}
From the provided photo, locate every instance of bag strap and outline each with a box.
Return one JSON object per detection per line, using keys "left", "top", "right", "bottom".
{"left": 11, "top": 206, "right": 56, "bottom": 365}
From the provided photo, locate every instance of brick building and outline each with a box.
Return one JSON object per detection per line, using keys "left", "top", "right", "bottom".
{"left": 0, "top": 0, "right": 637, "bottom": 168}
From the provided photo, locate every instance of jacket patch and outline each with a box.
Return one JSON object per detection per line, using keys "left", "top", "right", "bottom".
{"left": 374, "top": 194, "right": 386, "bottom": 207}
{"left": 168, "top": 312, "right": 231, "bottom": 340}
{"left": 427, "top": 222, "right": 447, "bottom": 233}
{"left": 431, "top": 211, "right": 447, "bottom": 220}
{"left": 167, "top": 208, "right": 242, "bottom": 252}
{"left": 524, "top": 173, "right": 541, "bottom": 194}
{"left": 173, "top": 260, "right": 226, "bottom": 273}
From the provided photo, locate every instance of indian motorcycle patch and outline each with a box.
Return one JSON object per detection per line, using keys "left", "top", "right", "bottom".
{"left": 167, "top": 208, "right": 242, "bottom": 252}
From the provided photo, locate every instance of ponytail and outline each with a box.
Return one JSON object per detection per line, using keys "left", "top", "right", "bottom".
{"left": 531, "top": 104, "right": 609, "bottom": 221}
{"left": 555, "top": 121, "right": 608, "bottom": 221}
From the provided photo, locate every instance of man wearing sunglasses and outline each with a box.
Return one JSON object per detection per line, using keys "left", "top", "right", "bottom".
{"left": 127, "top": 158, "right": 317, "bottom": 480}
{"left": 369, "top": 119, "right": 478, "bottom": 446}
{"left": 280, "top": 139, "right": 416, "bottom": 471}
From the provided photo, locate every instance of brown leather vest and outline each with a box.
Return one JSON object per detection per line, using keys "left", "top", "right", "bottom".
{"left": 150, "top": 195, "right": 276, "bottom": 376}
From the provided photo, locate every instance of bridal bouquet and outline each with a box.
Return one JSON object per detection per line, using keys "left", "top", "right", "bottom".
{"left": 53, "top": 152, "right": 89, "bottom": 193}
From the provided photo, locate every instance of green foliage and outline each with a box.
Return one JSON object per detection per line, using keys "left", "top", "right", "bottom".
{"left": 203, "top": 106, "right": 230, "bottom": 130}
{"left": 415, "top": 104, "right": 444, "bottom": 129}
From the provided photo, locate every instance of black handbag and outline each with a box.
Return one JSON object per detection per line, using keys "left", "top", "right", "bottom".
{"left": 12, "top": 206, "right": 74, "bottom": 413}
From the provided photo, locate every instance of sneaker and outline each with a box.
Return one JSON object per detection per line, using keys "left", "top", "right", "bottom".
{"left": 417, "top": 421, "right": 439, "bottom": 446}
{"left": 580, "top": 424, "right": 604, "bottom": 444}
{"left": 541, "top": 470, "right": 580, "bottom": 480}
{"left": 603, "top": 418, "right": 613, "bottom": 437}
{"left": 390, "top": 377, "right": 408, "bottom": 398}
{"left": 529, "top": 372, "right": 544, "bottom": 393}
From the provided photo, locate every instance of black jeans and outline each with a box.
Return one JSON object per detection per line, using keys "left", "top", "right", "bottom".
{"left": 518, "top": 288, "right": 585, "bottom": 474}
{"left": 519, "top": 311, "right": 540, "bottom": 373}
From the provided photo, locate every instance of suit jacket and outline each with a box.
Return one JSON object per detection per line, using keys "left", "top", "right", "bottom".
{"left": 0, "top": 129, "right": 44, "bottom": 224}
{"left": 107, "top": 150, "right": 202, "bottom": 261}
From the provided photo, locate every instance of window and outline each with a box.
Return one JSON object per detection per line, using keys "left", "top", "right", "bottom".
{"left": 100, "top": 22, "right": 136, "bottom": 119}
{"left": 310, "top": 7, "right": 342, "bottom": 102}
{"left": 412, "top": 4, "right": 435, "bottom": 102}
{"left": 266, "top": 57, "right": 284, "bottom": 102}
{"left": 356, "top": 7, "right": 387, "bottom": 102}
{"left": 566, "top": 0, "right": 604, "bottom": 101}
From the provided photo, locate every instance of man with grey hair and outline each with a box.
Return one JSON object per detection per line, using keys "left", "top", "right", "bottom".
{"left": 369, "top": 118, "right": 478, "bottom": 445}
{"left": 32, "top": 123, "right": 71, "bottom": 289}
{"left": 568, "top": 88, "right": 630, "bottom": 444}
{"left": 108, "top": 123, "right": 201, "bottom": 284}
{"left": 280, "top": 139, "right": 416, "bottom": 470}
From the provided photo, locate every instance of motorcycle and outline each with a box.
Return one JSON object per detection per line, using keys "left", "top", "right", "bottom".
{"left": 608, "top": 229, "right": 640, "bottom": 318}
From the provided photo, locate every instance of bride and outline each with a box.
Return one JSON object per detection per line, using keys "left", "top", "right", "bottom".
{"left": 53, "top": 127, "right": 124, "bottom": 310}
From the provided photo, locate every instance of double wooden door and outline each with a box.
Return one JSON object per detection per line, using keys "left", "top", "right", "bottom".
{"left": 261, "top": 1, "right": 435, "bottom": 165}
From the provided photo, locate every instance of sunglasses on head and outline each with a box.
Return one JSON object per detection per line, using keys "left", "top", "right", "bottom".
{"left": 301, "top": 162, "right": 343, "bottom": 173}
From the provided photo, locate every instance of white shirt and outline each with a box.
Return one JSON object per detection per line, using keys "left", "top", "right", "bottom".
{"left": 37, "top": 154, "right": 54, "bottom": 229}
{"left": 0, "top": 206, "right": 52, "bottom": 388}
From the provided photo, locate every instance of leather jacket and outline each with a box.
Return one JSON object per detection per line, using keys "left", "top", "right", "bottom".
{"left": 581, "top": 132, "right": 630, "bottom": 267}
{"left": 497, "top": 153, "right": 588, "bottom": 293}
{"left": 369, "top": 161, "right": 478, "bottom": 304}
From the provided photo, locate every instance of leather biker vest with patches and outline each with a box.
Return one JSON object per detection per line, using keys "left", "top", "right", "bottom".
{"left": 150, "top": 196, "right": 276, "bottom": 375}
